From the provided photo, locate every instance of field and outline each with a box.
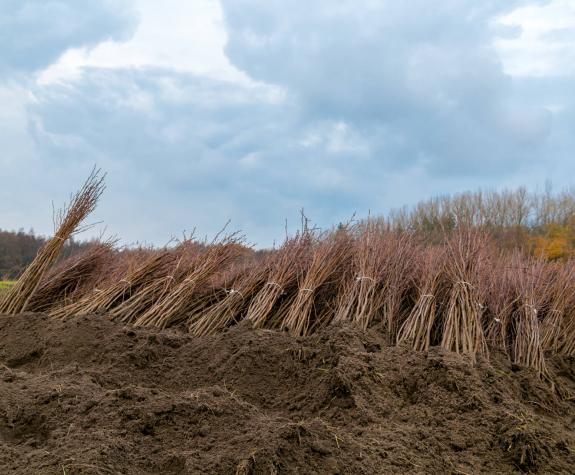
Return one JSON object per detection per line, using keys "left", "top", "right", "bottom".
{"left": 1, "top": 175, "right": 574, "bottom": 473}
{"left": 0, "top": 282, "right": 15, "bottom": 293}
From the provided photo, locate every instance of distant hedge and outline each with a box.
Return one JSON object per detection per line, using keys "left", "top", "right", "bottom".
{"left": 0, "top": 229, "right": 87, "bottom": 279}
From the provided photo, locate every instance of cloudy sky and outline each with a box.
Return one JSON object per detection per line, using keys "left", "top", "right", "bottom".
{"left": 1, "top": 0, "right": 574, "bottom": 246}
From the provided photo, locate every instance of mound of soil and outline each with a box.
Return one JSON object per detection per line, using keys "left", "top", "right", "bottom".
{"left": 1, "top": 313, "right": 574, "bottom": 474}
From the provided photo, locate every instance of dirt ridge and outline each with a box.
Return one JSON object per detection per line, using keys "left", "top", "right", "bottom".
{"left": 1, "top": 313, "right": 574, "bottom": 474}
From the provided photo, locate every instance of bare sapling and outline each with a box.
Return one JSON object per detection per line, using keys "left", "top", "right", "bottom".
{"left": 0, "top": 168, "right": 105, "bottom": 314}
{"left": 26, "top": 241, "right": 115, "bottom": 313}
{"left": 134, "top": 236, "right": 243, "bottom": 328}
{"left": 281, "top": 228, "right": 352, "bottom": 336}
{"left": 440, "top": 229, "right": 488, "bottom": 362}
{"left": 246, "top": 233, "right": 312, "bottom": 328}
{"left": 540, "top": 261, "right": 575, "bottom": 352}
{"left": 189, "top": 260, "right": 270, "bottom": 336}
{"left": 51, "top": 251, "right": 175, "bottom": 319}
{"left": 509, "top": 254, "right": 550, "bottom": 376}
{"left": 397, "top": 246, "right": 445, "bottom": 351}
{"left": 109, "top": 243, "right": 199, "bottom": 324}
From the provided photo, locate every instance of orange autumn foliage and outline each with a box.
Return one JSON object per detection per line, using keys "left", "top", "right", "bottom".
{"left": 531, "top": 224, "right": 575, "bottom": 261}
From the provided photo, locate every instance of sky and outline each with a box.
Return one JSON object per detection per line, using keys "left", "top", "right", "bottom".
{"left": 1, "top": 0, "right": 574, "bottom": 247}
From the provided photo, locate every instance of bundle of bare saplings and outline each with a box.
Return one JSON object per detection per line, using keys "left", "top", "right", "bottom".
{"left": 3, "top": 171, "right": 575, "bottom": 395}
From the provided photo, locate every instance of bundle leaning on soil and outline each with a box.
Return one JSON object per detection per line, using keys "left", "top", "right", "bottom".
{"left": 377, "top": 233, "right": 417, "bottom": 341}
{"left": 108, "top": 244, "right": 199, "bottom": 324}
{"left": 179, "top": 275, "right": 234, "bottom": 329}
{"left": 134, "top": 240, "right": 242, "bottom": 329}
{"left": 557, "top": 260, "right": 575, "bottom": 356}
{"left": 281, "top": 229, "right": 351, "bottom": 337}
{"left": 559, "top": 301, "right": 575, "bottom": 356}
{"left": 334, "top": 224, "right": 416, "bottom": 342}
{"left": 246, "top": 234, "right": 312, "bottom": 329}
{"left": 333, "top": 221, "right": 383, "bottom": 327}
{"left": 0, "top": 169, "right": 105, "bottom": 314}
{"left": 482, "top": 252, "right": 517, "bottom": 355}
{"left": 188, "top": 260, "right": 270, "bottom": 336}
{"left": 26, "top": 241, "right": 115, "bottom": 313}
{"left": 397, "top": 247, "right": 445, "bottom": 351}
{"left": 440, "top": 230, "right": 488, "bottom": 362}
{"left": 509, "top": 254, "right": 550, "bottom": 376}
{"left": 50, "top": 251, "right": 175, "bottom": 319}
{"left": 540, "top": 261, "right": 575, "bottom": 352}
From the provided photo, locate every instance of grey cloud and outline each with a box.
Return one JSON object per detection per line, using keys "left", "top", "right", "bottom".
{"left": 26, "top": 68, "right": 373, "bottom": 244}
{"left": 0, "top": 0, "right": 137, "bottom": 75}
{"left": 1, "top": 0, "right": 573, "bottom": 247}
{"left": 24, "top": 48, "right": 575, "bottom": 243}
{"left": 219, "top": 0, "right": 555, "bottom": 174}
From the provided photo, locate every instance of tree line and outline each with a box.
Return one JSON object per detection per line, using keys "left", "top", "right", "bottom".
{"left": 0, "top": 229, "right": 88, "bottom": 279}
{"left": 385, "top": 186, "right": 575, "bottom": 259}
{"left": 2, "top": 186, "right": 574, "bottom": 279}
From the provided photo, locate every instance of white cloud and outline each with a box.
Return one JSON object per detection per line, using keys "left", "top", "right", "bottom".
{"left": 495, "top": 0, "right": 575, "bottom": 77}
{"left": 38, "top": 0, "right": 248, "bottom": 85}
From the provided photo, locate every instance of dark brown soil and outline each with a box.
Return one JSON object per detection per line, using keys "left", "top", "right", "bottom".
{"left": 1, "top": 313, "right": 574, "bottom": 474}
